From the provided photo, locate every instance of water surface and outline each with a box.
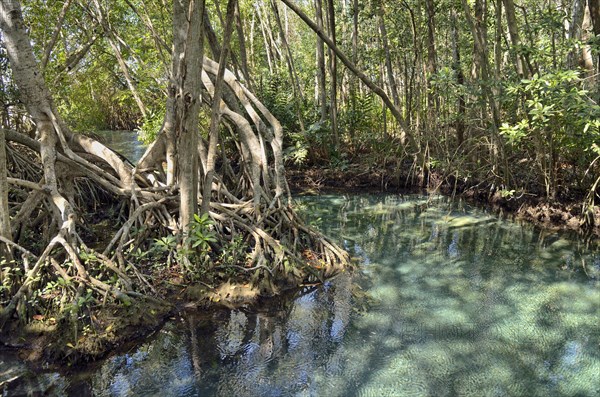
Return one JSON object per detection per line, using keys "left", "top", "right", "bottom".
{"left": 1, "top": 194, "right": 599, "bottom": 396}
{"left": 95, "top": 130, "right": 147, "bottom": 164}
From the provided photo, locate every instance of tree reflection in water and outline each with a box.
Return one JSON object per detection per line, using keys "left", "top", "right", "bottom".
{"left": 3, "top": 194, "right": 598, "bottom": 397}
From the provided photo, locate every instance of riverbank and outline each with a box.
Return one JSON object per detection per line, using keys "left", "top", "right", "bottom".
{"left": 287, "top": 164, "right": 600, "bottom": 237}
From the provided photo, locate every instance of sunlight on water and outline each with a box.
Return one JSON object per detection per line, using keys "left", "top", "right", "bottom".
{"left": 1, "top": 194, "right": 598, "bottom": 396}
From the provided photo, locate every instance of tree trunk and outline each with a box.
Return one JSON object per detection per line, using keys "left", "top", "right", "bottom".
{"left": 91, "top": 0, "right": 148, "bottom": 119}
{"left": 503, "top": 0, "right": 526, "bottom": 77}
{"left": 40, "top": 0, "right": 72, "bottom": 70}
{"left": 0, "top": 0, "right": 75, "bottom": 231}
{"left": 202, "top": 0, "right": 236, "bottom": 215}
{"left": 425, "top": 0, "right": 438, "bottom": 133}
{"left": 451, "top": 10, "right": 466, "bottom": 147}
{"left": 568, "top": 0, "right": 587, "bottom": 69}
{"left": 325, "top": 0, "right": 339, "bottom": 151}
{"left": 203, "top": 10, "right": 222, "bottom": 59}
{"left": 494, "top": 0, "right": 503, "bottom": 79}
{"left": 171, "top": 0, "right": 205, "bottom": 237}
{"left": 270, "top": 0, "right": 305, "bottom": 131}
{"left": 589, "top": 0, "right": 600, "bottom": 82}
{"left": 235, "top": 2, "right": 252, "bottom": 86}
{"left": 0, "top": 127, "right": 11, "bottom": 259}
{"left": 461, "top": 0, "right": 505, "bottom": 173}
{"left": 581, "top": 2, "right": 597, "bottom": 94}
{"left": 378, "top": 4, "right": 400, "bottom": 108}
{"left": 255, "top": 2, "right": 275, "bottom": 73}
{"left": 315, "top": 0, "right": 327, "bottom": 123}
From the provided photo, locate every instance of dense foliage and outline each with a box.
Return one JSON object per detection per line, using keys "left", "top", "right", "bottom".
{"left": 2, "top": 1, "right": 598, "bottom": 210}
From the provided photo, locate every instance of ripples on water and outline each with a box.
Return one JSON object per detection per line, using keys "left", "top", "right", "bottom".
{"left": 1, "top": 194, "right": 599, "bottom": 396}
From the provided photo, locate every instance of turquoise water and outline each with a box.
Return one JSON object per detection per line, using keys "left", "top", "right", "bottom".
{"left": 1, "top": 194, "right": 599, "bottom": 396}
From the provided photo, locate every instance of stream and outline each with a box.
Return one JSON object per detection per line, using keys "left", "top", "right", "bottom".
{"left": 1, "top": 133, "right": 599, "bottom": 396}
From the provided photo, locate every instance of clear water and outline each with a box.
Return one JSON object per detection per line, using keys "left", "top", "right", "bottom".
{"left": 1, "top": 194, "right": 599, "bottom": 396}
{"left": 94, "top": 130, "right": 147, "bottom": 164}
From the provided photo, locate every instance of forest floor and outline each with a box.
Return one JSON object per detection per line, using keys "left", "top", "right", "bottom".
{"left": 286, "top": 164, "right": 600, "bottom": 237}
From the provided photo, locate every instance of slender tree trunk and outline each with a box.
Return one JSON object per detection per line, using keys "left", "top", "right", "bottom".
{"left": 325, "top": 0, "right": 339, "bottom": 151}
{"left": 581, "top": 3, "right": 596, "bottom": 92}
{"left": 461, "top": 0, "right": 505, "bottom": 169}
{"left": 315, "top": 0, "right": 327, "bottom": 122}
{"left": 91, "top": 0, "right": 148, "bottom": 119}
{"left": 41, "top": 0, "right": 72, "bottom": 70}
{"left": 173, "top": 0, "right": 205, "bottom": 236}
{"left": 258, "top": 1, "right": 282, "bottom": 63}
{"left": 378, "top": 4, "right": 400, "bottom": 108}
{"left": 352, "top": 0, "right": 358, "bottom": 77}
{"left": 588, "top": 0, "right": 600, "bottom": 99}
{"left": 451, "top": 10, "right": 466, "bottom": 147}
{"left": 568, "top": 0, "right": 586, "bottom": 69}
{"left": 202, "top": 0, "right": 236, "bottom": 215}
{"left": 494, "top": 0, "right": 503, "bottom": 79}
{"left": 203, "top": 10, "right": 222, "bottom": 59}
{"left": 255, "top": 2, "right": 274, "bottom": 73}
{"left": 235, "top": 2, "right": 252, "bottom": 86}
{"left": 0, "top": 127, "right": 11, "bottom": 259}
{"left": 270, "top": 0, "right": 305, "bottom": 131}
{"left": 425, "top": 0, "right": 438, "bottom": 133}
{"left": 503, "top": 0, "right": 526, "bottom": 77}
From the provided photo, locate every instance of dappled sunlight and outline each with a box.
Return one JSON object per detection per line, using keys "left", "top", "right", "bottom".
{"left": 79, "top": 194, "right": 599, "bottom": 396}
{"left": 2, "top": 194, "right": 598, "bottom": 396}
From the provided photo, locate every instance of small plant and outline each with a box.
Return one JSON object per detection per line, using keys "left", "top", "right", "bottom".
{"left": 0, "top": 259, "right": 22, "bottom": 297}
{"left": 500, "top": 189, "right": 516, "bottom": 199}
{"left": 219, "top": 235, "right": 248, "bottom": 267}
{"left": 153, "top": 234, "right": 178, "bottom": 267}
{"left": 187, "top": 213, "right": 217, "bottom": 252}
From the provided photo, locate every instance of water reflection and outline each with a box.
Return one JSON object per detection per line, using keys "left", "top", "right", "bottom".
{"left": 1, "top": 194, "right": 599, "bottom": 396}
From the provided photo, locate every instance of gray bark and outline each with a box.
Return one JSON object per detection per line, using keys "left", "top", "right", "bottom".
{"left": 315, "top": 0, "right": 327, "bottom": 122}
{"left": 0, "top": 127, "right": 11, "bottom": 259}
{"left": 171, "top": 0, "right": 205, "bottom": 235}
{"left": 503, "top": 0, "right": 525, "bottom": 77}
{"left": 0, "top": 0, "right": 75, "bottom": 233}
{"left": 202, "top": 0, "right": 236, "bottom": 215}
{"left": 325, "top": 0, "right": 339, "bottom": 151}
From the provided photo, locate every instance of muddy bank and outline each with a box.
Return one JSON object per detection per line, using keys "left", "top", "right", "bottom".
{"left": 287, "top": 166, "right": 600, "bottom": 237}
